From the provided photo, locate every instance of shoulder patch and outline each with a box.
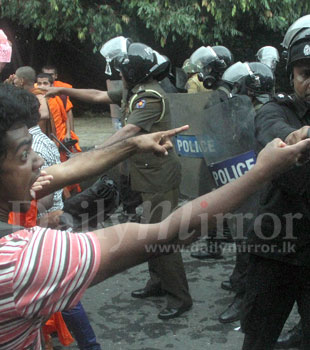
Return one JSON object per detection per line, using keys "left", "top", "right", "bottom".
{"left": 272, "top": 93, "right": 293, "bottom": 106}
{"left": 135, "top": 99, "right": 146, "bottom": 109}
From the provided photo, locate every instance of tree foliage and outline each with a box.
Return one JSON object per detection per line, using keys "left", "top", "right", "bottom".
{"left": 1, "top": 0, "right": 310, "bottom": 50}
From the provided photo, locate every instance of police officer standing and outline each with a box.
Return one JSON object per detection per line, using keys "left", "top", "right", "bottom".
{"left": 241, "top": 15, "right": 310, "bottom": 349}
{"left": 215, "top": 61, "right": 275, "bottom": 324}
{"left": 45, "top": 37, "right": 192, "bottom": 320}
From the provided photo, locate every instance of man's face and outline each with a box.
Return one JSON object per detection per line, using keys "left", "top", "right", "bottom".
{"left": 42, "top": 68, "right": 57, "bottom": 82}
{"left": 13, "top": 74, "right": 23, "bottom": 88}
{"left": 293, "top": 60, "right": 310, "bottom": 102}
{"left": 37, "top": 77, "right": 52, "bottom": 89}
{"left": 0, "top": 125, "right": 43, "bottom": 213}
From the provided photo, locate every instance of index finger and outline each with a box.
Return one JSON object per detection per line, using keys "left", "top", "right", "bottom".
{"left": 162, "top": 125, "right": 189, "bottom": 138}
{"left": 290, "top": 138, "right": 310, "bottom": 153}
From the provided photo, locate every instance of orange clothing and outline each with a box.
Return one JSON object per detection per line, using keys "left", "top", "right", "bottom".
{"left": 42, "top": 313, "right": 74, "bottom": 347}
{"left": 47, "top": 96, "right": 81, "bottom": 152}
{"left": 54, "top": 80, "right": 73, "bottom": 112}
{"left": 48, "top": 96, "right": 81, "bottom": 194}
{"left": 8, "top": 200, "right": 38, "bottom": 228}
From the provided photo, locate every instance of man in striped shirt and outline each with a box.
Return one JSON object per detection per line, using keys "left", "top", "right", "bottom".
{"left": 0, "top": 84, "right": 308, "bottom": 350}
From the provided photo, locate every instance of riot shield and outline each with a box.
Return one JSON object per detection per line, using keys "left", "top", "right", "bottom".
{"left": 196, "top": 95, "right": 258, "bottom": 240}
{"left": 167, "top": 90, "right": 223, "bottom": 198}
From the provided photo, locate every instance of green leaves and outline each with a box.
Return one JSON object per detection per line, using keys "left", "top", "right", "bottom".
{"left": 1, "top": 0, "right": 310, "bottom": 50}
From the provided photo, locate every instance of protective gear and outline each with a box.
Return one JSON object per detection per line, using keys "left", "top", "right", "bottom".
{"left": 282, "top": 14, "right": 310, "bottom": 49}
{"left": 222, "top": 61, "right": 274, "bottom": 103}
{"left": 100, "top": 36, "right": 132, "bottom": 75}
{"left": 256, "top": 46, "right": 280, "bottom": 71}
{"left": 189, "top": 46, "right": 233, "bottom": 89}
{"left": 281, "top": 15, "right": 310, "bottom": 75}
{"left": 182, "top": 58, "right": 199, "bottom": 74}
{"left": 212, "top": 46, "right": 234, "bottom": 69}
{"left": 152, "top": 51, "right": 171, "bottom": 81}
{"left": 113, "top": 42, "right": 159, "bottom": 86}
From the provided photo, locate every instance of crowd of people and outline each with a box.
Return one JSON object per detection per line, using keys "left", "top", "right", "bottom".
{"left": 1, "top": 14, "right": 310, "bottom": 350}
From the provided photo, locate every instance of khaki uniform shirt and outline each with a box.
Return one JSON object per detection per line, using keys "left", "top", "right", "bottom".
{"left": 186, "top": 74, "right": 210, "bottom": 93}
{"left": 108, "top": 79, "right": 181, "bottom": 193}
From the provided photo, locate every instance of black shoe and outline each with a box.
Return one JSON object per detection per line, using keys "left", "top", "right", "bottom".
{"left": 158, "top": 304, "right": 192, "bottom": 320}
{"left": 221, "top": 280, "right": 234, "bottom": 292}
{"left": 131, "top": 288, "right": 167, "bottom": 299}
{"left": 275, "top": 321, "right": 302, "bottom": 349}
{"left": 218, "top": 295, "right": 243, "bottom": 323}
{"left": 191, "top": 248, "right": 223, "bottom": 260}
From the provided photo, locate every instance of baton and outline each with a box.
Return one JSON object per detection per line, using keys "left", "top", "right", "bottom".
{"left": 50, "top": 133, "right": 73, "bottom": 157}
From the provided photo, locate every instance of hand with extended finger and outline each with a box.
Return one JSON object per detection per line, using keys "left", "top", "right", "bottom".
{"left": 256, "top": 138, "right": 310, "bottom": 180}
{"left": 134, "top": 125, "right": 189, "bottom": 156}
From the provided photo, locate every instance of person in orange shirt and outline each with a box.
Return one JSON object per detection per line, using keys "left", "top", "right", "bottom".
{"left": 42, "top": 65, "right": 75, "bottom": 131}
{"left": 37, "top": 73, "right": 82, "bottom": 195}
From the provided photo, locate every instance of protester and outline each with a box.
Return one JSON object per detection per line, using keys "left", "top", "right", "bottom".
{"left": 6, "top": 85, "right": 102, "bottom": 350}
{"left": 42, "top": 65, "right": 75, "bottom": 131}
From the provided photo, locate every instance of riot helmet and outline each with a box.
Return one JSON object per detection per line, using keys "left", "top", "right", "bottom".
{"left": 281, "top": 15, "right": 310, "bottom": 75}
{"left": 189, "top": 46, "right": 231, "bottom": 89}
{"left": 113, "top": 42, "right": 159, "bottom": 86}
{"left": 212, "top": 46, "right": 234, "bottom": 69}
{"left": 100, "top": 36, "right": 132, "bottom": 75}
{"left": 256, "top": 46, "right": 280, "bottom": 71}
{"left": 222, "top": 61, "right": 274, "bottom": 103}
{"left": 152, "top": 51, "right": 171, "bottom": 81}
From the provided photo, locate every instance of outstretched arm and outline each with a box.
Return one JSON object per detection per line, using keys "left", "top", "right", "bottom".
{"left": 44, "top": 86, "right": 113, "bottom": 104}
{"left": 36, "top": 125, "right": 189, "bottom": 198}
{"left": 91, "top": 138, "right": 310, "bottom": 284}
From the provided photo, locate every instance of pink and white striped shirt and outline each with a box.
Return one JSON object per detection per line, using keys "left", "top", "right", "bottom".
{"left": 0, "top": 226, "right": 100, "bottom": 350}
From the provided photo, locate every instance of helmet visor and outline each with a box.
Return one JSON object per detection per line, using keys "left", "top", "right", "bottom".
{"left": 221, "top": 62, "right": 249, "bottom": 84}
{"left": 282, "top": 15, "right": 310, "bottom": 49}
{"left": 190, "top": 46, "right": 216, "bottom": 71}
{"left": 256, "top": 46, "right": 279, "bottom": 70}
{"left": 100, "top": 36, "right": 130, "bottom": 75}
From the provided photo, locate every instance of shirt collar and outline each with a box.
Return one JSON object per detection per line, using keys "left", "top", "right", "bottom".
{"left": 29, "top": 125, "right": 43, "bottom": 135}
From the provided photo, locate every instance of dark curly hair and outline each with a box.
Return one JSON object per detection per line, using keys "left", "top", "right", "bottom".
{"left": 0, "top": 84, "right": 31, "bottom": 163}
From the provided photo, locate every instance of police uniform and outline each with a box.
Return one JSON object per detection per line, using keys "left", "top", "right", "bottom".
{"left": 108, "top": 79, "right": 192, "bottom": 310}
{"left": 241, "top": 94, "right": 310, "bottom": 349}
{"left": 186, "top": 73, "right": 211, "bottom": 93}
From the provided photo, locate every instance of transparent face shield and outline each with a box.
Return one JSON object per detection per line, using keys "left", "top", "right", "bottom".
{"left": 100, "top": 36, "right": 130, "bottom": 75}
{"left": 256, "top": 46, "right": 280, "bottom": 71}
{"left": 222, "top": 61, "right": 250, "bottom": 85}
{"left": 244, "top": 62, "right": 261, "bottom": 89}
{"left": 282, "top": 15, "right": 310, "bottom": 49}
{"left": 190, "top": 46, "right": 214, "bottom": 71}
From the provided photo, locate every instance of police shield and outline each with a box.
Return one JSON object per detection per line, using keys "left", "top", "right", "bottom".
{"left": 196, "top": 95, "right": 258, "bottom": 239}
{"left": 168, "top": 90, "right": 223, "bottom": 198}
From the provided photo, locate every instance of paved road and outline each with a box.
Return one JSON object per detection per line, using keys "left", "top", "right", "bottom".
{"left": 52, "top": 117, "right": 299, "bottom": 350}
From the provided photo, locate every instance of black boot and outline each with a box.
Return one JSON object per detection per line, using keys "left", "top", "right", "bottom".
{"left": 275, "top": 320, "right": 302, "bottom": 349}
{"left": 218, "top": 294, "right": 243, "bottom": 323}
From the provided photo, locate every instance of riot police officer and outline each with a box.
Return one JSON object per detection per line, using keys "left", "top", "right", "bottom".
{"left": 188, "top": 45, "right": 235, "bottom": 260}
{"left": 44, "top": 37, "right": 193, "bottom": 320}
{"left": 182, "top": 57, "right": 209, "bottom": 93}
{"left": 216, "top": 61, "right": 275, "bottom": 324}
{"left": 241, "top": 15, "right": 310, "bottom": 350}
{"left": 103, "top": 38, "right": 193, "bottom": 320}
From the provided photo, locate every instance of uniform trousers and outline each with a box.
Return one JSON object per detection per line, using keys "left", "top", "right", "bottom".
{"left": 241, "top": 255, "right": 310, "bottom": 350}
{"left": 140, "top": 188, "right": 192, "bottom": 309}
